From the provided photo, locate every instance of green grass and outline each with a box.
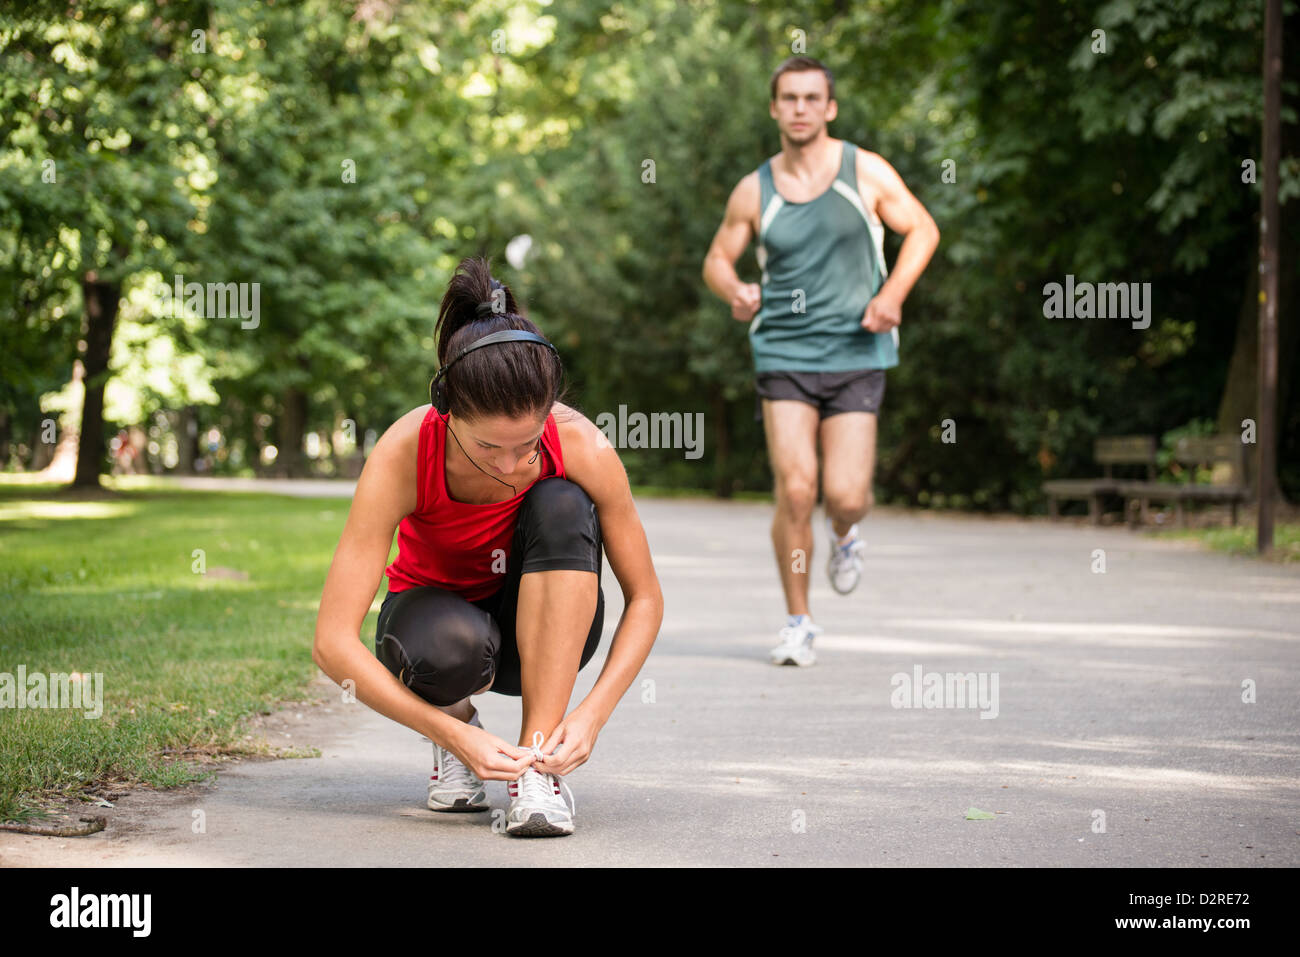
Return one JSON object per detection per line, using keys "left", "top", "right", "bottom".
{"left": 1156, "top": 522, "right": 1300, "bottom": 563}
{"left": 0, "top": 481, "right": 378, "bottom": 821}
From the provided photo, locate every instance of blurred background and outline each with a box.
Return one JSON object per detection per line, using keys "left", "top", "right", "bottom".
{"left": 2, "top": 0, "right": 1296, "bottom": 512}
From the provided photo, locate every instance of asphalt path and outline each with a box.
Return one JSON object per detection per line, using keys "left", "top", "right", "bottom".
{"left": 3, "top": 482, "right": 1297, "bottom": 867}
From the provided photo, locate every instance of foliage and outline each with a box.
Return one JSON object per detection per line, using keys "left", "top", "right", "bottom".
{"left": 1, "top": 0, "right": 1295, "bottom": 506}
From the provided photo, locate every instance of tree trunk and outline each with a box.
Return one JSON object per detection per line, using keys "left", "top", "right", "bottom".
{"left": 177, "top": 405, "right": 200, "bottom": 474}
{"left": 72, "top": 273, "right": 121, "bottom": 488}
{"left": 1216, "top": 11, "right": 1300, "bottom": 503}
{"left": 278, "top": 386, "right": 308, "bottom": 478}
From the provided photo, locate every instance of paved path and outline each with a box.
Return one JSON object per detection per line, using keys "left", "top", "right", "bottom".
{"left": 3, "top": 493, "right": 1298, "bottom": 866}
{"left": 162, "top": 475, "right": 361, "bottom": 497}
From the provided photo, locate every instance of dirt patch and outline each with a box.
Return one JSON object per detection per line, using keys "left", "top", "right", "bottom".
{"left": 0, "top": 670, "right": 352, "bottom": 866}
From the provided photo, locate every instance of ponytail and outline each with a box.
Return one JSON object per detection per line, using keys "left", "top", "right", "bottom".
{"left": 431, "top": 256, "right": 564, "bottom": 421}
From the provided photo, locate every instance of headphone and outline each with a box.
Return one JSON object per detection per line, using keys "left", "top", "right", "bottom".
{"left": 429, "top": 329, "right": 563, "bottom": 415}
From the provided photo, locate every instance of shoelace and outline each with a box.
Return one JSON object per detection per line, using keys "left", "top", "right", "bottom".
{"left": 436, "top": 744, "right": 482, "bottom": 791}
{"left": 778, "top": 621, "right": 817, "bottom": 645}
{"left": 831, "top": 532, "right": 865, "bottom": 563}
{"left": 517, "top": 731, "right": 576, "bottom": 815}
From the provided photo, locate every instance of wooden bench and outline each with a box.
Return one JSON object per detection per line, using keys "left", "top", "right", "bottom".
{"left": 1043, "top": 436, "right": 1156, "bottom": 524}
{"left": 1117, "top": 435, "right": 1249, "bottom": 527}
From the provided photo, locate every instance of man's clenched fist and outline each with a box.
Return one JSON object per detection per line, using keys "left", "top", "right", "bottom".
{"left": 731, "top": 282, "right": 762, "bottom": 322}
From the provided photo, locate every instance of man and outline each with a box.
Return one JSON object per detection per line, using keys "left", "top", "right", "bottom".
{"left": 702, "top": 56, "right": 939, "bottom": 666}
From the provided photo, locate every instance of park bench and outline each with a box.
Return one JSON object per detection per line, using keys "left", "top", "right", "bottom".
{"left": 1043, "top": 435, "right": 1157, "bottom": 524}
{"left": 1118, "top": 434, "right": 1249, "bottom": 528}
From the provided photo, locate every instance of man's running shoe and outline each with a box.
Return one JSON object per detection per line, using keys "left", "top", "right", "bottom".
{"left": 427, "top": 709, "right": 488, "bottom": 812}
{"left": 827, "top": 518, "right": 865, "bottom": 595}
{"left": 506, "top": 732, "right": 576, "bottom": 837}
{"left": 769, "top": 614, "right": 822, "bottom": 667}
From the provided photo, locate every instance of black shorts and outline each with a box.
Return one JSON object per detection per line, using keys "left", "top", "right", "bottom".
{"left": 374, "top": 477, "right": 605, "bottom": 704}
{"left": 754, "top": 369, "right": 887, "bottom": 422}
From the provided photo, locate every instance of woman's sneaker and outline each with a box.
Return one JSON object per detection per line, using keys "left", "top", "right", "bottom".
{"left": 769, "top": 614, "right": 822, "bottom": 667}
{"left": 506, "top": 732, "right": 575, "bottom": 837}
{"left": 427, "top": 709, "right": 488, "bottom": 812}
{"left": 827, "top": 519, "right": 865, "bottom": 594}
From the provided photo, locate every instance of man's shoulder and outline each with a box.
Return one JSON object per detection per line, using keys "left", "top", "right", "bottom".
{"left": 727, "top": 170, "right": 762, "bottom": 220}
{"left": 853, "top": 147, "right": 897, "bottom": 180}
{"left": 735, "top": 168, "right": 761, "bottom": 193}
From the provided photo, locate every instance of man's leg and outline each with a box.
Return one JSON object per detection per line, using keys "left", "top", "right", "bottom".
{"left": 820, "top": 411, "right": 878, "bottom": 536}
{"left": 762, "top": 397, "right": 821, "bottom": 617}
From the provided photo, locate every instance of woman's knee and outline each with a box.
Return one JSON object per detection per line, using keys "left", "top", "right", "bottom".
{"left": 376, "top": 590, "right": 499, "bottom": 706}
{"left": 521, "top": 477, "right": 595, "bottom": 526}
{"left": 517, "top": 477, "right": 601, "bottom": 570}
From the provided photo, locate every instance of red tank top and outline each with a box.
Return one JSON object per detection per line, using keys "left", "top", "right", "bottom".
{"left": 384, "top": 408, "right": 565, "bottom": 601}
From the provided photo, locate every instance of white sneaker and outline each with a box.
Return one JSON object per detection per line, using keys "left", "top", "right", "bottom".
{"left": 770, "top": 614, "right": 822, "bottom": 666}
{"left": 506, "top": 732, "right": 575, "bottom": 837}
{"left": 427, "top": 709, "right": 488, "bottom": 812}
{"left": 827, "top": 519, "right": 865, "bottom": 595}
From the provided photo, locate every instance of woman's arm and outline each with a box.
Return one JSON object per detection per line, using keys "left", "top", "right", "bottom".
{"left": 311, "top": 406, "right": 533, "bottom": 780}
{"left": 552, "top": 406, "right": 665, "bottom": 734}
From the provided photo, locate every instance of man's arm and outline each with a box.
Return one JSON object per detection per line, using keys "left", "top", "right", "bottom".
{"left": 702, "top": 172, "right": 763, "bottom": 322}
{"left": 857, "top": 150, "right": 940, "bottom": 332}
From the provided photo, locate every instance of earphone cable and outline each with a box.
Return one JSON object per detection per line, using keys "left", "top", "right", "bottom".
{"left": 441, "top": 411, "right": 543, "bottom": 496}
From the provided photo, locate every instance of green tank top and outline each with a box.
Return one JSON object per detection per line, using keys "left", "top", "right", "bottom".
{"left": 750, "top": 140, "right": 899, "bottom": 373}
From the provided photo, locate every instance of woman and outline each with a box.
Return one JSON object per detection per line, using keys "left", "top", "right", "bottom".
{"left": 312, "top": 257, "right": 663, "bottom": 837}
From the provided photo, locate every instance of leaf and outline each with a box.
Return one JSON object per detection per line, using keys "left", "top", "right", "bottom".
{"left": 965, "top": 807, "right": 996, "bottom": 820}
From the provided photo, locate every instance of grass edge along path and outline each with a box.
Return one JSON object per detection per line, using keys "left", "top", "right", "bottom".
{"left": 1155, "top": 522, "right": 1300, "bottom": 563}
{"left": 0, "top": 483, "right": 364, "bottom": 823}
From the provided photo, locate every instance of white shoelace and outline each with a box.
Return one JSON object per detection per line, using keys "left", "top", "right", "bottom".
{"left": 778, "top": 620, "right": 817, "bottom": 645}
{"left": 517, "top": 731, "right": 576, "bottom": 815}
{"left": 436, "top": 744, "right": 482, "bottom": 791}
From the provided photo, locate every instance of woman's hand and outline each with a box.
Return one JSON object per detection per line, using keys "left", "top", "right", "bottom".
{"left": 534, "top": 709, "right": 603, "bottom": 776}
{"left": 448, "top": 723, "right": 535, "bottom": 782}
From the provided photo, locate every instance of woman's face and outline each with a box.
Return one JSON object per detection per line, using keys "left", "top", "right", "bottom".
{"left": 450, "top": 411, "right": 547, "bottom": 476}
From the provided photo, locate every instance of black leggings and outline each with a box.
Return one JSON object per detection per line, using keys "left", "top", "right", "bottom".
{"left": 375, "top": 477, "right": 605, "bottom": 705}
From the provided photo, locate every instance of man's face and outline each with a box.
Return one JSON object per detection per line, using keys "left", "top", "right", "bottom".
{"left": 770, "top": 70, "right": 836, "bottom": 145}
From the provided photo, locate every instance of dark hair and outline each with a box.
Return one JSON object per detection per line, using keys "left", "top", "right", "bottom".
{"left": 770, "top": 56, "right": 835, "bottom": 103}
{"left": 432, "top": 257, "right": 564, "bottom": 421}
